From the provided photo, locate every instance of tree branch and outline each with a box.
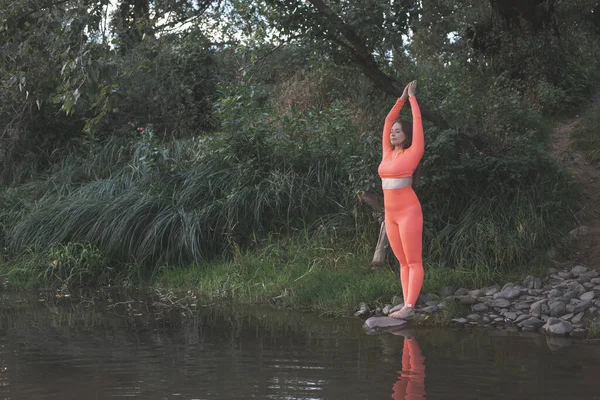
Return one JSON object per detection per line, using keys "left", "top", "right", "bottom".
{"left": 306, "top": 0, "right": 449, "bottom": 129}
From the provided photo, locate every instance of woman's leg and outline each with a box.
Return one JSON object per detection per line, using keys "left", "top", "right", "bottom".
{"left": 399, "top": 203, "right": 424, "bottom": 308}
{"left": 385, "top": 216, "right": 410, "bottom": 304}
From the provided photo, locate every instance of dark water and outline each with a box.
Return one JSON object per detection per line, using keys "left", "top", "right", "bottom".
{"left": 1, "top": 291, "right": 600, "bottom": 400}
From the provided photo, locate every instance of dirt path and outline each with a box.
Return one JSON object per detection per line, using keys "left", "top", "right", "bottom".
{"left": 549, "top": 97, "right": 600, "bottom": 268}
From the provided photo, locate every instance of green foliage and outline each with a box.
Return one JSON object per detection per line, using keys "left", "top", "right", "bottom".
{"left": 572, "top": 103, "right": 600, "bottom": 166}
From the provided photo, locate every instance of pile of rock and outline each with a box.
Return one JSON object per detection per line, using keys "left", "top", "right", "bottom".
{"left": 355, "top": 264, "right": 600, "bottom": 337}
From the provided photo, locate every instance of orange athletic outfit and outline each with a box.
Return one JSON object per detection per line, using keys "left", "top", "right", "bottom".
{"left": 378, "top": 96, "right": 424, "bottom": 308}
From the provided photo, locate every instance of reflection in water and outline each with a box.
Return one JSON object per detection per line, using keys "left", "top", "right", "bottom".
{"left": 1, "top": 291, "right": 600, "bottom": 399}
{"left": 392, "top": 332, "right": 426, "bottom": 400}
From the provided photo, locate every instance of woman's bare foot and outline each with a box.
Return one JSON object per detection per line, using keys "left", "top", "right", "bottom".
{"left": 388, "top": 305, "right": 415, "bottom": 320}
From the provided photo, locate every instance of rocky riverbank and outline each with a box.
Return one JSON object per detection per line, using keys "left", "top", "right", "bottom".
{"left": 355, "top": 264, "right": 600, "bottom": 337}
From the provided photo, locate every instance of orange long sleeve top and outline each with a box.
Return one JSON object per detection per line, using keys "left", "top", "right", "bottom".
{"left": 378, "top": 96, "right": 424, "bottom": 179}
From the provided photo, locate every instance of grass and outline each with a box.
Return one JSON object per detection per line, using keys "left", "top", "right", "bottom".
{"left": 572, "top": 103, "right": 600, "bottom": 166}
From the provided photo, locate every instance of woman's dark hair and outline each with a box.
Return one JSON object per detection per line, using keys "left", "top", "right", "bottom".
{"left": 396, "top": 119, "right": 423, "bottom": 186}
{"left": 397, "top": 119, "right": 413, "bottom": 149}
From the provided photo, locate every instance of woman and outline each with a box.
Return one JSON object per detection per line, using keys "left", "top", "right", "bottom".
{"left": 378, "top": 80, "right": 424, "bottom": 320}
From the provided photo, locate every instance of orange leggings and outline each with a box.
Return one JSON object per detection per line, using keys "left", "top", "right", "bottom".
{"left": 384, "top": 186, "right": 424, "bottom": 307}
{"left": 392, "top": 338, "right": 426, "bottom": 399}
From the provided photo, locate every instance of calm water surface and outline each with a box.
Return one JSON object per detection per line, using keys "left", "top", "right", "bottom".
{"left": 1, "top": 290, "right": 600, "bottom": 399}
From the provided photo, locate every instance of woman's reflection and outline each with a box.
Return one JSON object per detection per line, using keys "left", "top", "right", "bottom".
{"left": 391, "top": 330, "right": 426, "bottom": 400}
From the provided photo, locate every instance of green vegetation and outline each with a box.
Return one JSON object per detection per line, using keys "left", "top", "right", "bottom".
{"left": 1, "top": 0, "right": 600, "bottom": 316}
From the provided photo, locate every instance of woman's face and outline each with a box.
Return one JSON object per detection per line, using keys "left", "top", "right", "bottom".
{"left": 390, "top": 122, "right": 406, "bottom": 148}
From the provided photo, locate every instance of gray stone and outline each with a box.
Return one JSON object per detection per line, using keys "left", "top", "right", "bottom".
{"left": 523, "top": 275, "right": 535, "bottom": 289}
{"left": 495, "top": 287, "right": 522, "bottom": 300}
{"left": 541, "top": 315, "right": 550, "bottom": 322}
{"left": 455, "top": 295, "right": 479, "bottom": 305}
{"left": 584, "top": 282, "right": 595, "bottom": 289}
{"left": 570, "top": 328, "right": 588, "bottom": 338}
{"left": 522, "top": 326, "right": 536, "bottom": 332}
{"left": 580, "top": 271, "right": 599, "bottom": 279}
{"left": 485, "top": 287, "right": 500, "bottom": 296}
{"left": 440, "top": 286, "right": 455, "bottom": 297}
{"left": 550, "top": 274, "right": 565, "bottom": 281}
{"left": 580, "top": 291, "right": 595, "bottom": 301}
{"left": 548, "top": 289, "right": 563, "bottom": 299}
{"left": 418, "top": 293, "right": 439, "bottom": 304}
{"left": 594, "top": 286, "right": 600, "bottom": 291}
{"left": 515, "top": 314, "right": 530, "bottom": 324}
{"left": 382, "top": 305, "right": 392, "bottom": 315}
{"left": 426, "top": 300, "right": 439, "bottom": 307}
{"left": 570, "top": 298, "right": 580, "bottom": 305}
{"left": 571, "top": 265, "right": 588, "bottom": 277}
{"left": 515, "top": 302, "right": 533, "bottom": 311}
{"left": 422, "top": 306, "right": 439, "bottom": 314}
{"left": 530, "top": 299, "right": 547, "bottom": 318}
{"left": 534, "top": 278, "right": 543, "bottom": 289}
{"left": 566, "top": 304, "right": 575, "bottom": 313}
{"left": 494, "top": 317, "right": 504, "bottom": 322}
{"left": 392, "top": 296, "right": 403, "bottom": 306}
{"left": 452, "top": 318, "right": 468, "bottom": 324}
{"left": 549, "top": 301, "right": 567, "bottom": 317}
{"left": 547, "top": 268, "right": 558, "bottom": 275}
{"left": 558, "top": 271, "right": 571, "bottom": 279}
{"left": 518, "top": 317, "right": 545, "bottom": 329}
{"left": 354, "top": 303, "right": 370, "bottom": 317}
{"left": 470, "top": 289, "right": 487, "bottom": 298}
{"left": 375, "top": 307, "right": 383, "bottom": 316}
{"left": 486, "top": 299, "right": 511, "bottom": 308}
{"left": 543, "top": 318, "right": 573, "bottom": 335}
{"left": 467, "top": 314, "right": 481, "bottom": 321}
{"left": 504, "top": 312, "right": 518, "bottom": 321}
{"left": 502, "top": 282, "right": 515, "bottom": 291}
{"left": 574, "top": 300, "right": 592, "bottom": 314}
{"left": 571, "top": 312, "right": 585, "bottom": 324}
{"left": 363, "top": 316, "right": 410, "bottom": 331}
{"left": 529, "top": 289, "right": 544, "bottom": 296}
{"left": 566, "top": 282, "right": 586, "bottom": 294}
{"left": 454, "top": 288, "right": 470, "bottom": 296}
{"left": 563, "top": 290, "right": 580, "bottom": 299}
{"left": 473, "top": 303, "right": 489, "bottom": 312}
{"left": 594, "top": 299, "right": 600, "bottom": 308}
{"left": 560, "top": 313, "right": 574, "bottom": 321}
{"left": 591, "top": 278, "right": 600, "bottom": 285}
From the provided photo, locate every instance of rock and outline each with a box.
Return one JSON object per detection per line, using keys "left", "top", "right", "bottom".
{"left": 454, "top": 288, "right": 470, "bottom": 296}
{"left": 504, "top": 312, "right": 518, "bottom": 321}
{"left": 494, "top": 317, "right": 504, "bottom": 322}
{"left": 467, "top": 314, "right": 481, "bottom": 321}
{"left": 566, "top": 282, "right": 586, "bottom": 294}
{"left": 580, "top": 291, "right": 596, "bottom": 301}
{"left": 523, "top": 276, "right": 535, "bottom": 289}
{"left": 514, "top": 302, "right": 533, "bottom": 311}
{"left": 455, "top": 295, "right": 478, "bottom": 305}
{"left": 558, "top": 271, "right": 571, "bottom": 279}
{"left": 452, "top": 318, "right": 468, "bottom": 324}
{"left": 571, "top": 265, "right": 588, "bottom": 278}
{"left": 518, "top": 317, "right": 545, "bottom": 329}
{"left": 584, "top": 282, "right": 595, "bottom": 289}
{"left": 440, "top": 286, "right": 455, "bottom": 297}
{"left": 534, "top": 278, "right": 543, "bottom": 289}
{"left": 375, "top": 307, "right": 383, "bottom": 316}
{"left": 482, "top": 316, "right": 490, "bottom": 323}
{"left": 571, "top": 312, "right": 585, "bottom": 324}
{"left": 515, "top": 314, "right": 530, "bottom": 324}
{"left": 570, "top": 328, "right": 588, "bottom": 338}
{"left": 485, "top": 299, "right": 511, "bottom": 308}
{"left": 594, "top": 299, "right": 600, "bottom": 308}
{"left": 547, "top": 289, "right": 563, "bottom": 299}
{"left": 566, "top": 304, "right": 575, "bottom": 313}
{"left": 530, "top": 299, "right": 547, "bottom": 318}
{"left": 473, "top": 303, "right": 489, "bottom": 312}
{"left": 392, "top": 296, "right": 403, "bottom": 306}
{"left": 522, "top": 326, "right": 536, "bottom": 332}
{"left": 426, "top": 300, "right": 439, "bottom": 307}
{"left": 363, "top": 316, "right": 410, "bottom": 331}
{"left": 543, "top": 318, "right": 573, "bottom": 335}
{"left": 502, "top": 282, "right": 514, "bottom": 291}
{"left": 485, "top": 287, "right": 500, "bottom": 296}
{"left": 547, "top": 267, "right": 558, "bottom": 275}
{"left": 422, "top": 306, "right": 439, "bottom": 314}
{"left": 595, "top": 286, "right": 600, "bottom": 291}
{"left": 417, "top": 293, "right": 438, "bottom": 305}
{"left": 546, "top": 336, "right": 573, "bottom": 351}
{"left": 470, "top": 289, "right": 487, "bottom": 298}
{"left": 495, "top": 286, "right": 522, "bottom": 300}
{"left": 382, "top": 305, "right": 392, "bottom": 315}
{"left": 580, "top": 271, "right": 599, "bottom": 279}
{"left": 550, "top": 274, "right": 565, "bottom": 281}
{"left": 549, "top": 301, "right": 567, "bottom": 317}
{"left": 529, "top": 289, "right": 544, "bottom": 296}
{"left": 354, "top": 302, "right": 370, "bottom": 317}
{"left": 541, "top": 315, "right": 550, "bottom": 322}
{"left": 574, "top": 300, "right": 592, "bottom": 314}
{"left": 560, "top": 313, "right": 574, "bottom": 321}
{"left": 563, "top": 290, "right": 580, "bottom": 300}
{"left": 591, "top": 278, "right": 600, "bottom": 285}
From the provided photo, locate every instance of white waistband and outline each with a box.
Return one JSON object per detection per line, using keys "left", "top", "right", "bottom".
{"left": 381, "top": 177, "right": 413, "bottom": 189}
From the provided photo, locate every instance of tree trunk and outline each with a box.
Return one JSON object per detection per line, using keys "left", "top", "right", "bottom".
{"left": 372, "top": 221, "right": 389, "bottom": 267}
